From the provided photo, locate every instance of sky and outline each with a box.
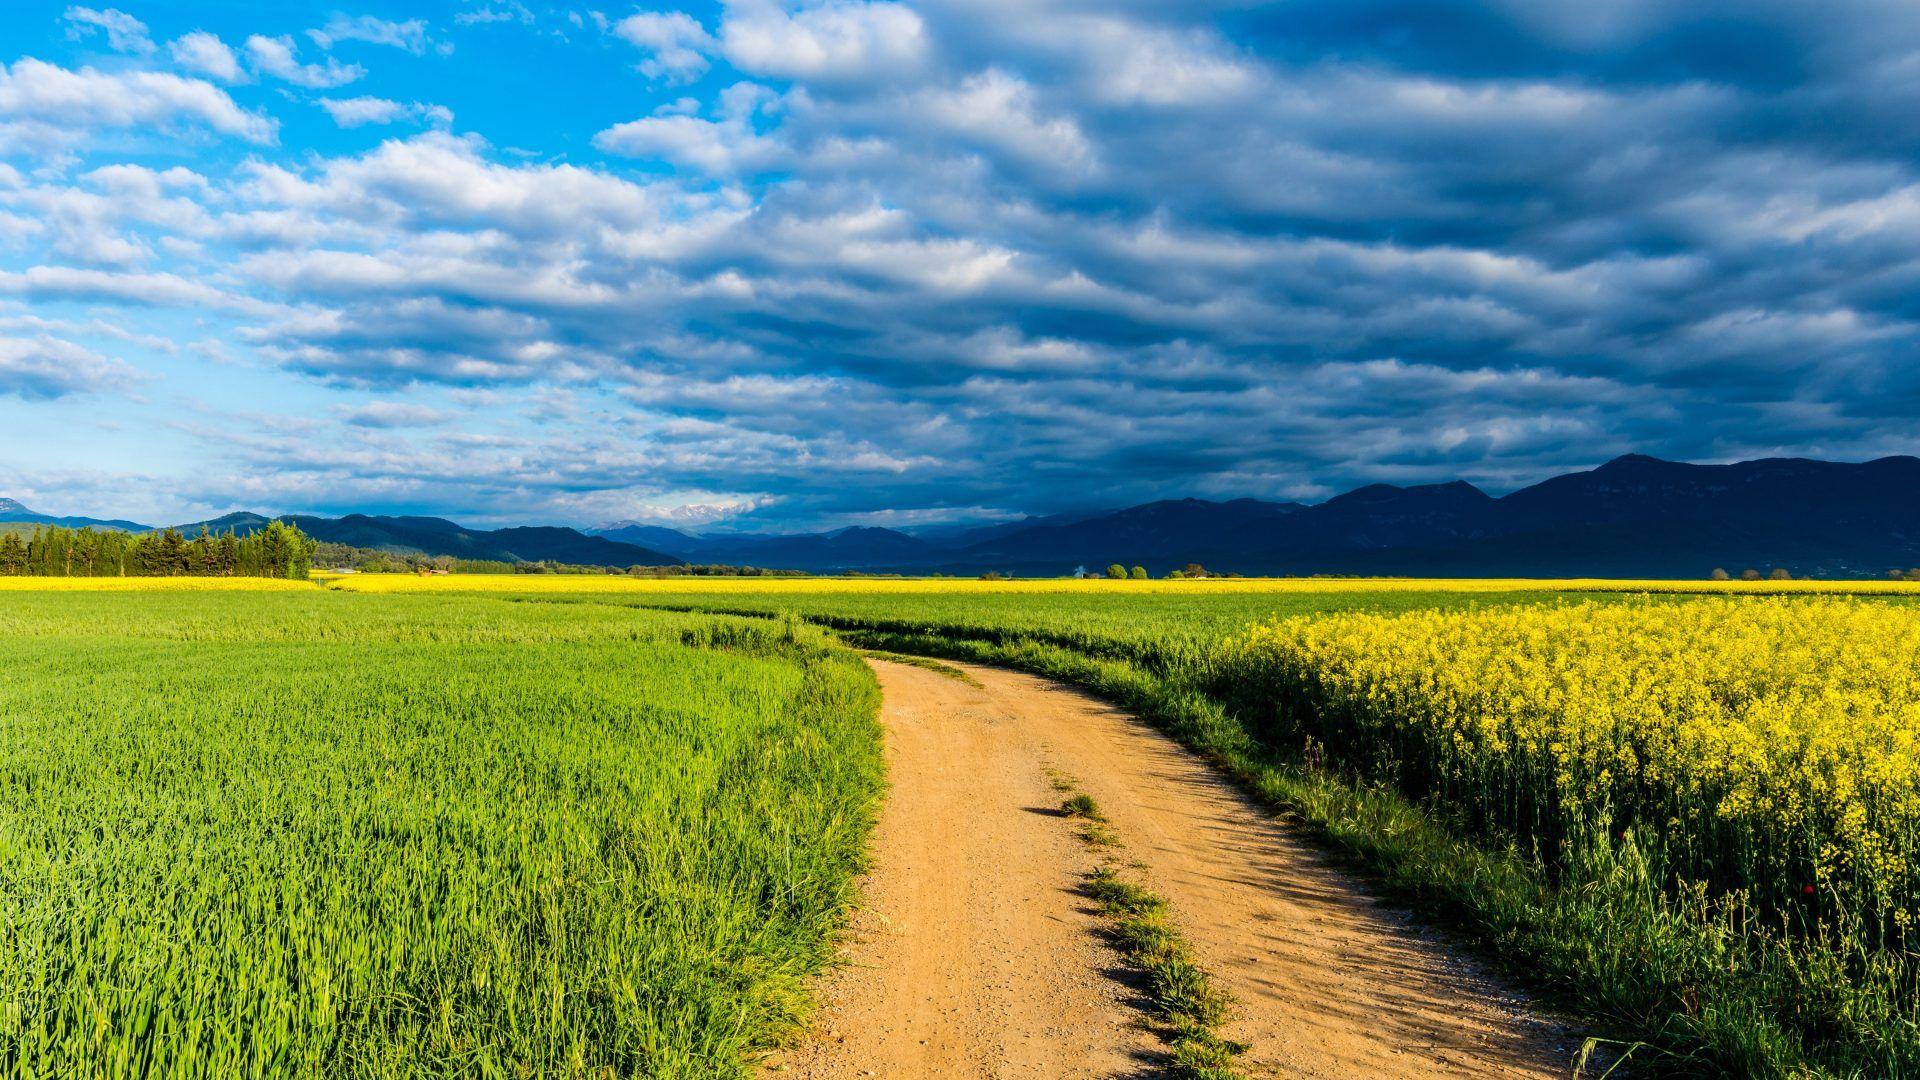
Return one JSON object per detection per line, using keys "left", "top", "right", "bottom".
{"left": 3, "top": 1, "right": 1920, "bottom": 531}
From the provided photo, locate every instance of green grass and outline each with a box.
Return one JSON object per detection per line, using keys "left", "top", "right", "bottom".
{"left": 0, "top": 590, "right": 884, "bottom": 1078}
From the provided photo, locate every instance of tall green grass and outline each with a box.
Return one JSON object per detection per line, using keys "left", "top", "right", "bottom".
{"left": 0, "top": 591, "right": 883, "bottom": 1078}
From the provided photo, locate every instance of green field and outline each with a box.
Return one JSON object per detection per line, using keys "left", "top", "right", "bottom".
{"left": 6, "top": 577, "right": 1920, "bottom": 1077}
{"left": 0, "top": 590, "right": 882, "bottom": 1078}
{"left": 525, "top": 582, "right": 1587, "bottom": 670}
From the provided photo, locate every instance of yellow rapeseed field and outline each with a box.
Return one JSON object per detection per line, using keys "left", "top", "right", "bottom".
{"left": 1225, "top": 597, "right": 1920, "bottom": 949}
{"left": 0, "top": 576, "right": 318, "bottom": 592}
{"left": 319, "top": 572, "right": 1920, "bottom": 597}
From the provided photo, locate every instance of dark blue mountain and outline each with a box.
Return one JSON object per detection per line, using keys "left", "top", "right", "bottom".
{"left": 171, "top": 512, "right": 681, "bottom": 567}
{"left": 591, "top": 455, "right": 1920, "bottom": 576}
{"left": 0, "top": 497, "right": 151, "bottom": 532}
{"left": 909, "top": 506, "right": 1116, "bottom": 548}
{"left": 955, "top": 498, "right": 1307, "bottom": 565}
{"left": 950, "top": 455, "right": 1920, "bottom": 577}
{"left": 592, "top": 523, "right": 704, "bottom": 556}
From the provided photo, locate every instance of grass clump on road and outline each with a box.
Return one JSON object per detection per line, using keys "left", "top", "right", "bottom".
{"left": 1058, "top": 783, "right": 1245, "bottom": 1079}
{"left": 1061, "top": 791, "right": 1103, "bottom": 820}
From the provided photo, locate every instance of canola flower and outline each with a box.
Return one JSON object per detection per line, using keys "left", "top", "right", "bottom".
{"left": 1223, "top": 597, "right": 1920, "bottom": 951}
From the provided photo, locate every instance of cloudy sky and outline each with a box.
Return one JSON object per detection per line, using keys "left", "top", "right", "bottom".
{"left": 3, "top": 1, "right": 1918, "bottom": 530}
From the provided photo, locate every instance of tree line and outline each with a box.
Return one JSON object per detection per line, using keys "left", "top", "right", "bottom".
{"left": 312, "top": 542, "right": 516, "bottom": 575}
{"left": 0, "top": 521, "right": 314, "bottom": 579}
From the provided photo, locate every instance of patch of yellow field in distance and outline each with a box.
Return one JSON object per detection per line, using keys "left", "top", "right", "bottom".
{"left": 318, "top": 573, "right": 1920, "bottom": 597}
{"left": 0, "top": 577, "right": 319, "bottom": 592}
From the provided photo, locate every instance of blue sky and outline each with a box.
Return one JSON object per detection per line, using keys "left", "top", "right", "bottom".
{"left": 3, "top": 1, "right": 1919, "bottom": 530}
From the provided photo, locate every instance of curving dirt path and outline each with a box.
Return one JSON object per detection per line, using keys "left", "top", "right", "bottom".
{"left": 769, "top": 658, "right": 1587, "bottom": 1078}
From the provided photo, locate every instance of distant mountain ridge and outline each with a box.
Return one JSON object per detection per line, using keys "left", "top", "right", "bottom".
{"left": 2, "top": 502, "right": 681, "bottom": 568}
{"left": 12, "top": 454, "right": 1920, "bottom": 576}
{"left": 595, "top": 523, "right": 942, "bottom": 569}
{"left": 591, "top": 455, "right": 1920, "bottom": 577}
{"left": 945, "top": 498, "right": 1307, "bottom": 565}
{"left": 172, "top": 512, "right": 683, "bottom": 568}
{"left": 0, "top": 497, "right": 152, "bottom": 532}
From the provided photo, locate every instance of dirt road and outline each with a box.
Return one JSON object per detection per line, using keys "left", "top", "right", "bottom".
{"left": 770, "top": 658, "right": 1585, "bottom": 1078}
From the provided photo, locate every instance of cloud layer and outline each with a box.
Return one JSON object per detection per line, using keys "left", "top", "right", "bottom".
{"left": 3, "top": 0, "right": 1919, "bottom": 528}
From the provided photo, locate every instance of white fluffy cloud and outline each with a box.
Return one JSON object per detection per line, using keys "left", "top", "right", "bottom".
{"left": 613, "top": 12, "right": 716, "bottom": 81}
{"left": 0, "top": 265, "right": 262, "bottom": 312}
{"left": 168, "top": 31, "right": 245, "bottom": 83}
{"left": 0, "top": 333, "right": 135, "bottom": 399}
{"left": 910, "top": 69, "right": 1096, "bottom": 178}
{"left": 0, "top": 58, "right": 275, "bottom": 144}
{"left": 594, "top": 112, "right": 783, "bottom": 175}
{"left": 62, "top": 7, "right": 154, "bottom": 56}
{"left": 595, "top": 81, "right": 785, "bottom": 174}
{"left": 308, "top": 15, "right": 436, "bottom": 55}
{"left": 245, "top": 131, "right": 671, "bottom": 236}
{"left": 318, "top": 97, "right": 454, "bottom": 128}
{"left": 720, "top": 0, "right": 929, "bottom": 84}
{"left": 244, "top": 35, "right": 364, "bottom": 89}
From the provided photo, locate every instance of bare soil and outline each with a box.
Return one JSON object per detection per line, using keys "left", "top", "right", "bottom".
{"left": 768, "top": 658, "right": 1587, "bottom": 1078}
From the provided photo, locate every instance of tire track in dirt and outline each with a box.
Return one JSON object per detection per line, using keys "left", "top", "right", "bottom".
{"left": 770, "top": 658, "right": 1587, "bottom": 1078}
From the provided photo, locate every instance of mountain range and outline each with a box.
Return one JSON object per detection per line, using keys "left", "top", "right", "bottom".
{"left": 7, "top": 454, "right": 1920, "bottom": 576}
{"left": 593, "top": 455, "right": 1920, "bottom": 577}
{"left": 0, "top": 497, "right": 151, "bottom": 533}
{"left": 170, "top": 513, "right": 685, "bottom": 568}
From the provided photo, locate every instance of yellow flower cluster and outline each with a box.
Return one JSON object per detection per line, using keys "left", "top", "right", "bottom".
{"left": 0, "top": 576, "right": 316, "bottom": 592}
{"left": 1227, "top": 598, "right": 1920, "bottom": 943}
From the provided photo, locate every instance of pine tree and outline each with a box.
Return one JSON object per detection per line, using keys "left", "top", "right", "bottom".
{"left": 0, "top": 532, "right": 24, "bottom": 575}
{"left": 257, "top": 521, "right": 289, "bottom": 578}
{"left": 155, "top": 528, "right": 189, "bottom": 576}
{"left": 132, "top": 532, "right": 162, "bottom": 576}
